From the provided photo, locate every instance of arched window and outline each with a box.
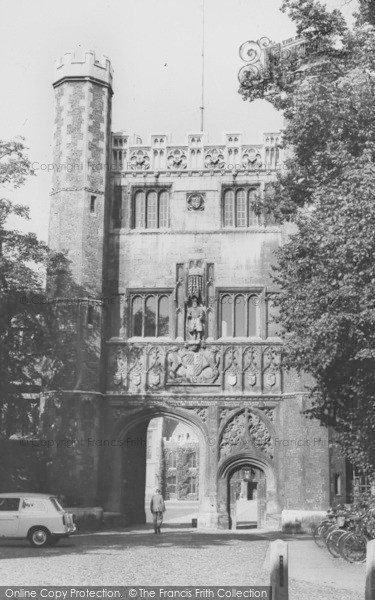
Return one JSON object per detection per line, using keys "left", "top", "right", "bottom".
{"left": 158, "top": 295, "right": 169, "bottom": 336}
{"left": 224, "top": 190, "right": 234, "bottom": 227}
{"left": 134, "top": 191, "right": 145, "bottom": 228}
{"left": 146, "top": 191, "right": 157, "bottom": 228}
{"left": 130, "top": 293, "right": 170, "bottom": 337}
{"left": 223, "top": 187, "right": 261, "bottom": 227}
{"left": 144, "top": 295, "right": 156, "bottom": 336}
{"left": 159, "top": 191, "right": 169, "bottom": 228}
{"left": 132, "top": 296, "right": 143, "bottom": 336}
{"left": 234, "top": 295, "right": 246, "bottom": 336}
{"left": 248, "top": 295, "right": 259, "bottom": 336}
{"left": 220, "top": 292, "right": 263, "bottom": 337}
{"left": 248, "top": 189, "right": 259, "bottom": 226}
{"left": 236, "top": 189, "right": 246, "bottom": 227}
{"left": 221, "top": 295, "right": 233, "bottom": 337}
{"left": 133, "top": 188, "right": 170, "bottom": 229}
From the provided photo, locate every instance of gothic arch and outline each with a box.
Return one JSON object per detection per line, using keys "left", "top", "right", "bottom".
{"left": 114, "top": 405, "right": 209, "bottom": 445}
{"left": 218, "top": 449, "right": 273, "bottom": 480}
{"left": 219, "top": 406, "right": 276, "bottom": 438}
{"left": 218, "top": 406, "right": 276, "bottom": 462}
{"left": 217, "top": 450, "right": 280, "bottom": 528}
{"left": 104, "top": 404, "right": 211, "bottom": 522}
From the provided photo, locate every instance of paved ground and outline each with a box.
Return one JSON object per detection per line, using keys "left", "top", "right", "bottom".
{"left": 0, "top": 522, "right": 366, "bottom": 599}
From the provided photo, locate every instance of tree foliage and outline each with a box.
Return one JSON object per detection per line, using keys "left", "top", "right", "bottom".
{"left": 0, "top": 139, "right": 77, "bottom": 439}
{"left": 239, "top": 1, "right": 375, "bottom": 473}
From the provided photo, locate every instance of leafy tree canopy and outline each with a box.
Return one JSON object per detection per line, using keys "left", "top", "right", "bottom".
{"left": 240, "top": 1, "right": 375, "bottom": 473}
{"left": 0, "top": 139, "right": 77, "bottom": 439}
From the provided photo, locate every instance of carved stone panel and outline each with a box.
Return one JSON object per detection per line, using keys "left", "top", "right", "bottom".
{"left": 167, "top": 345, "right": 220, "bottom": 385}
{"left": 242, "top": 147, "right": 262, "bottom": 169}
{"left": 167, "top": 148, "right": 187, "bottom": 170}
{"left": 219, "top": 408, "right": 273, "bottom": 459}
{"left": 219, "top": 408, "right": 233, "bottom": 425}
{"left": 186, "top": 406, "right": 208, "bottom": 423}
{"left": 130, "top": 149, "right": 150, "bottom": 170}
{"left": 260, "top": 406, "right": 276, "bottom": 423}
{"left": 128, "top": 346, "right": 144, "bottom": 393}
{"left": 223, "top": 346, "right": 242, "bottom": 391}
{"left": 262, "top": 346, "right": 282, "bottom": 392}
{"left": 146, "top": 346, "right": 165, "bottom": 390}
{"left": 187, "top": 193, "right": 205, "bottom": 211}
{"left": 112, "top": 347, "right": 128, "bottom": 389}
{"left": 204, "top": 148, "right": 225, "bottom": 170}
{"left": 243, "top": 346, "right": 262, "bottom": 393}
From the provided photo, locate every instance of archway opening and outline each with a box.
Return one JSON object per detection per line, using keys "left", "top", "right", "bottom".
{"left": 145, "top": 417, "right": 200, "bottom": 527}
{"left": 227, "top": 464, "right": 266, "bottom": 529}
{"left": 103, "top": 409, "right": 205, "bottom": 529}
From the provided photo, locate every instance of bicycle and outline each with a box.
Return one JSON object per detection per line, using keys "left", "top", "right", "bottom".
{"left": 312, "top": 508, "right": 343, "bottom": 549}
{"left": 339, "top": 510, "right": 375, "bottom": 563}
{"left": 326, "top": 514, "right": 357, "bottom": 559}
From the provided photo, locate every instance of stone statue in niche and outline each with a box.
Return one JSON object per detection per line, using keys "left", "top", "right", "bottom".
{"left": 187, "top": 295, "right": 205, "bottom": 341}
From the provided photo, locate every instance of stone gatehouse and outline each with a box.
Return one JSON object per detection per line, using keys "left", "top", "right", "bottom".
{"left": 42, "top": 49, "right": 346, "bottom": 530}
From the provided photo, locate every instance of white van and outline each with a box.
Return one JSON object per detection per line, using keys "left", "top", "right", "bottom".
{"left": 0, "top": 493, "right": 76, "bottom": 547}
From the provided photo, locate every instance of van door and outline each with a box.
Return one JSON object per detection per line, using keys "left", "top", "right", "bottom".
{"left": 0, "top": 498, "right": 21, "bottom": 536}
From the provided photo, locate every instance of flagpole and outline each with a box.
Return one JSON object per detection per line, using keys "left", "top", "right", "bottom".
{"left": 200, "top": 0, "right": 205, "bottom": 132}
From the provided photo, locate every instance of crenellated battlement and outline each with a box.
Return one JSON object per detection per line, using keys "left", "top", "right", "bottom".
{"left": 111, "top": 130, "right": 282, "bottom": 172}
{"left": 53, "top": 49, "right": 113, "bottom": 89}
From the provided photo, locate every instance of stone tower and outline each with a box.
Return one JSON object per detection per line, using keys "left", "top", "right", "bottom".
{"left": 49, "top": 49, "right": 113, "bottom": 295}
{"left": 43, "top": 51, "right": 113, "bottom": 505}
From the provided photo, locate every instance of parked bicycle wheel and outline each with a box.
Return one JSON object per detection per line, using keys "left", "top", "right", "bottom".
{"left": 326, "top": 529, "right": 348, "bottom": 558}
{"left": 312, "top": 521, "right": 328, "bottom": 547}
{"left": 314, "top": 522, "right": 337, "bottom": 549}
{"left": 312, "top": 522, "right": 323, "bottom": 544}
{"left": 339, "top": 532, "right": 367, "bottom": 563}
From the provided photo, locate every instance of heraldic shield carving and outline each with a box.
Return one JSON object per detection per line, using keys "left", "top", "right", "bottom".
{"left": 167, "top": 345, "right": 220, "bottom": 385}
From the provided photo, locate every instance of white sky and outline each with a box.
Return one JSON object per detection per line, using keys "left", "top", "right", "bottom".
{"left": 0, "top": 0, "right": 355, "bottom": 241}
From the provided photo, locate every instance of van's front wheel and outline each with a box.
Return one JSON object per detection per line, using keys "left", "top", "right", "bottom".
{"left": 28, "top": 527, "right": 51, "bottom": 548}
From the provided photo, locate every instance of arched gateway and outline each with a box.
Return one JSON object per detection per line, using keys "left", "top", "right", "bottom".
{"left": 102, "top": 405, "right": 211, "bottom": 526}
{"left": 42, "top": 49, "right": 337, "bottom": 531}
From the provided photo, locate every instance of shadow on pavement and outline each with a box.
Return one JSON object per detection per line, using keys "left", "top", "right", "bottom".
{"left": 0, "top": 527, "right": 312, "bottom": 560}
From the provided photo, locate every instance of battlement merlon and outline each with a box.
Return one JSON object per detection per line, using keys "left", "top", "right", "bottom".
{"left": 53, "top": 49, "right": 113, "bottom": 91}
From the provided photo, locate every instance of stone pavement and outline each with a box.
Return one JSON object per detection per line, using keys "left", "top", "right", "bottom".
{"left": 260, "top": 532, "right": 365, "bottom": 600}
{"left": 0, "top": 526, "right": 366, "bottom": 599}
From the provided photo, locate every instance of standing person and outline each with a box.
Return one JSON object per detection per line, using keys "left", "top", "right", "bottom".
{"left": 150, "top": 488, "right": 166, "bottom": 534}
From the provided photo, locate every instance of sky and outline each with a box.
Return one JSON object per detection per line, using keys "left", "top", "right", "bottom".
{"left": 0, "top": 0, "right": 356, "bottom": 241}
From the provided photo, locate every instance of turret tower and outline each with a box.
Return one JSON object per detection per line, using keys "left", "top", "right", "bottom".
{"left": 43, "top": 51, "right": 113, "bottom": 506}
{"left": 49, "top": 49, "right": 113, "bottom": 295}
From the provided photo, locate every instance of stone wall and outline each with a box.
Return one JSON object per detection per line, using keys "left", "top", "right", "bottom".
{"left": 276, "top": 396, "right": 330, "bottom": 512}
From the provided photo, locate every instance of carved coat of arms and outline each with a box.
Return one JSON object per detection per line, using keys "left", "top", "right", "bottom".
{"left": 167, "top": 346, "right": 220, "bottom": 384}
